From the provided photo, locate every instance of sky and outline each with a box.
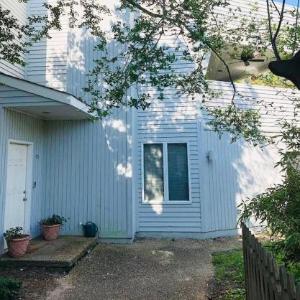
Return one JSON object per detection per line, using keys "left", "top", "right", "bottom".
{"left": 284, "top": 0, "right": 299, "bottom": 5}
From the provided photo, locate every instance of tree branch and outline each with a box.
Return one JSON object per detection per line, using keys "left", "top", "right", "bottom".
{"left": 266, "top": 0, "right": 286, "bottom": 61}
{"left": 273, "top": 0, "right": 286, "bottom": 45}
{"left": 123, "top": 0, "right": 237, "bottom": 101}
{"left": 271, "top": 0, "right": 281, "bottom": 15}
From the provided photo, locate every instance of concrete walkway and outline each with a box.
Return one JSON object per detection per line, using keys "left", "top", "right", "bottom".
{"left": 46, "top": 237, "right": 241, "bottom": 300}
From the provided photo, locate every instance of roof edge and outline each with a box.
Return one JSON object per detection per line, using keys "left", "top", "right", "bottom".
{"left": 0, "top": 72, "right": 96, "bottom": 119}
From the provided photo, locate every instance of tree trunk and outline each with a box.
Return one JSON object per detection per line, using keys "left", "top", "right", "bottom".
{"left": 269, "top": 50, "right": 300, "bottom": 89}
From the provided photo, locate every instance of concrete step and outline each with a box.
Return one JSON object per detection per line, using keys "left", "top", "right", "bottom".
{"left": 0, "top": 236, "right": 97, "bottom": 270}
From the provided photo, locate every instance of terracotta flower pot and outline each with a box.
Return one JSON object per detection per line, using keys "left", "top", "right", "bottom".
{"left": 7, "top": 235, "right": 30, "bottom": 258}
{"left": 42, "top": 224, "right": 60, "bottom": 241}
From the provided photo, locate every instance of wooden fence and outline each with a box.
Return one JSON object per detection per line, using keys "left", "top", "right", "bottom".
{"left": 242, "top": 223, "right": 300, "bottom": 300}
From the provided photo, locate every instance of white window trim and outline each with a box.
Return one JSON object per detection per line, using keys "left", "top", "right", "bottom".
{"left": 141, "top": 141, "right": 192, "bottom": 205}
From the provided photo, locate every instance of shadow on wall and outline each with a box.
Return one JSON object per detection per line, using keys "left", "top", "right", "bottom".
{"left": 199, "top": 83, "right": 284, "bottom": 233}
{"left": 135, "top": 79, "right": 284, "bottom": 235}
{"left": 33, "top": 4, "right": 134, "bottom": 238}
{"left": 200, "top": 128, "right": 282, "bottom": 233}
{"left": 41, "top": 2, "right": 285, "bottom": 237}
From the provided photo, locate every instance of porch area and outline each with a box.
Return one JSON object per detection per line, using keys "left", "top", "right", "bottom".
{"left": 0, "top": 72, "right": 97, "bottom": 253}
{"left": 0, "top": 236, "right": 97, "bottom": 270}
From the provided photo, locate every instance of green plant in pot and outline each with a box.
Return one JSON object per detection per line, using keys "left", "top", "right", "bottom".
{"left": 40, "top": 215, "right": 66, "bottom": 241}
{"left": 4, "top": 227, "right": 30, "bottom": 258}
{"left": 240, "top": 46, "right": 255, "bottom": 66}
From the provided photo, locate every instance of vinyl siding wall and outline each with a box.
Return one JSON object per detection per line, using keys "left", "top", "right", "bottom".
{"left": 1, "top": 0, "right": 298, "bottom": 241}
{"left": 135, "top": 90, "right": 202, "bottom": 234}
{"left": 136, "top": 82, "right": 295, "bottom": 237}
{"left": 25, "top": 0, "right": 69, "bottom": 89}
{"left": 42, "top": 109, "right": 133, "bottom": 239}
{"left": 0, "top": 0, "right": 27, "bottom": 78}
{"left": 25, "top": 0, "right": 131, "bottom": 98}
{"left": 0, "top": 107, "right": 133, "bottom": 244}
{"left": 0, "top": 108, "right": 45, "bottom": 251}
{"left": 22, "top": 0, "right": 134, "bottom": 239}
{"left": 198, "top": 82, "right": 294, "bottom": 233}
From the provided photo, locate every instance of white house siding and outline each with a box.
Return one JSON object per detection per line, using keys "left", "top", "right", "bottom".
{"left": 0, "top": 0, "right": 27, "bottom": 78}
{"left": 19, "top": 0, "right": 134, "bottom": 241}
{"left": 198, "top": 82, "right": 296, "bottom": 234}
{"left": 25, "top": 0, "right": 69, "bottom": 89}
{"left": 24, "top": 0, "right": 297, "bottom": 91}
{"left": 135, "top": 82, "right": 296, "bottom": 237}
{"left": 214, "top": 0, "right": 296, "bottom": 25}
{"left": 0, "top": 80, "right": 133, "bottom": 246}
{"left": 198, "top": 129, "right": 282, "bottom": 235}
{"left": 135, "top": 89, "right": 202, "bottom": 235}
{"left": 42, "top": 108, "right": 133, "bottom": 240}
{"left": 207, "top": 81, "right": 300, "bottom": 134}
{"left": 0, "top": 108, "right": 45, "bottom": 251}
{"left": 25, "top": 0, "right": 131, "bottom": 98}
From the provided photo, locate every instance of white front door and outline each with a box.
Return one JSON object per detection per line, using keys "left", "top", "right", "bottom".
{"left": 4, "top": 142, "right": 31, "bottom": 235}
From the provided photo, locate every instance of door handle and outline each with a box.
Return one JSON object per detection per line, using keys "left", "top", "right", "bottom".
{"left": 23, "top": 190, "right": 27, "bottom": 202}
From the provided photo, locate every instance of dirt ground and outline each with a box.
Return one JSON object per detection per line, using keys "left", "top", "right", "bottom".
{"left": 1, "top": 237, "right": 242, "bottom": 300}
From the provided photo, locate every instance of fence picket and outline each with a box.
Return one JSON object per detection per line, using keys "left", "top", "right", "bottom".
{"left": 242, "top": 223, "right": 298, "bottom": 300}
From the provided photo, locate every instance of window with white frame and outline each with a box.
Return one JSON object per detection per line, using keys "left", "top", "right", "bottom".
{"left": 142, "top": 142, "right": 190, "bottom": 203}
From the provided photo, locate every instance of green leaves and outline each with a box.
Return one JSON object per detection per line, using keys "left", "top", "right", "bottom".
{"left": 0, "top": 5, "right": 32, "bottom": 66}
{"left": 206, "top": 104, "right": 267, "bottom": 145}
{"left": 1, "top": 0, "right": 300, "bottom": 149}
{"left": 0, "top": 277, "right": 21, "bottom": 300}
{"left": 84, "top": 0, "right": 218, "bottom": 116}
{"left": 40, "top": 214, "right": 67, "bottom": 226}
{"left": 3, "top": 227, "right": 25, "bottom": 241}
{"left": 240, "top": 123, "right": 300, "bottom": 262}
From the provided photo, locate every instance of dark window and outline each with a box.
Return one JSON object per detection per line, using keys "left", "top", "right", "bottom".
{"left": 167, "top": 143, "right": 189, "bottom": 201}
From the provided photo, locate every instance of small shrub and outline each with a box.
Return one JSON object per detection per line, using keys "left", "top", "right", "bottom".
{"left": 240, "top": 124, "right": 300, "bottom": 262}
{"left": 240, "top": 46, "right": 255, "bottom": 64}
{"left": 3, "top": 227, "right": 26, "bottom": 242}
{"left": 264, "top": 241, "right": 300, "bottom": 283}
{"left": 0, "top": 277, "right": 21, "bottom": 300}
{"left": 41, "top": 214, "right": 67, "bottom": 226}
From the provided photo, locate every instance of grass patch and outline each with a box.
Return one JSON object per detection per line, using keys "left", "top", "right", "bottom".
{"left": 0, "top": 276, "right": 21, "bottom": 300}
{"left": 212, "top": 249, "right": 245, "bottom": 300}
{"left": 211, "top": 242, "right": 300, "bottom": 299}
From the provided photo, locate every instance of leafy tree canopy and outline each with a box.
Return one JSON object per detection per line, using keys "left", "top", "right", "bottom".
{"left": 0, "top": 0, "right": 299, "bottom": 144}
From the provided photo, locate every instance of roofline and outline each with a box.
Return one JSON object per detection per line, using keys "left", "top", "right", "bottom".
{"left": 0, "top": 72, "right": 96, "bottom": 119}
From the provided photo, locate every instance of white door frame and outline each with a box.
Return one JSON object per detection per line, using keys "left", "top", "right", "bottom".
{"left": 5, "top": 139, "right": 33, "bottom": 234}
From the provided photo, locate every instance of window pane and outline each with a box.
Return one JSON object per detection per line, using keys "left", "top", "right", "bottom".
{"left": 143, "top": 144, "right": 164, "bottom": 202}
{"left": 168, "top": 143, "right": 189, "bottom": 201}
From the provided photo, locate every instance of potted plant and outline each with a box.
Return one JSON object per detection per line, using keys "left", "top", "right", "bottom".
{"left": 40, "top": 215, "right": 67, "bottom": 241}
{"left": 4, "top": 227, "right": 30, "bottom": 258}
